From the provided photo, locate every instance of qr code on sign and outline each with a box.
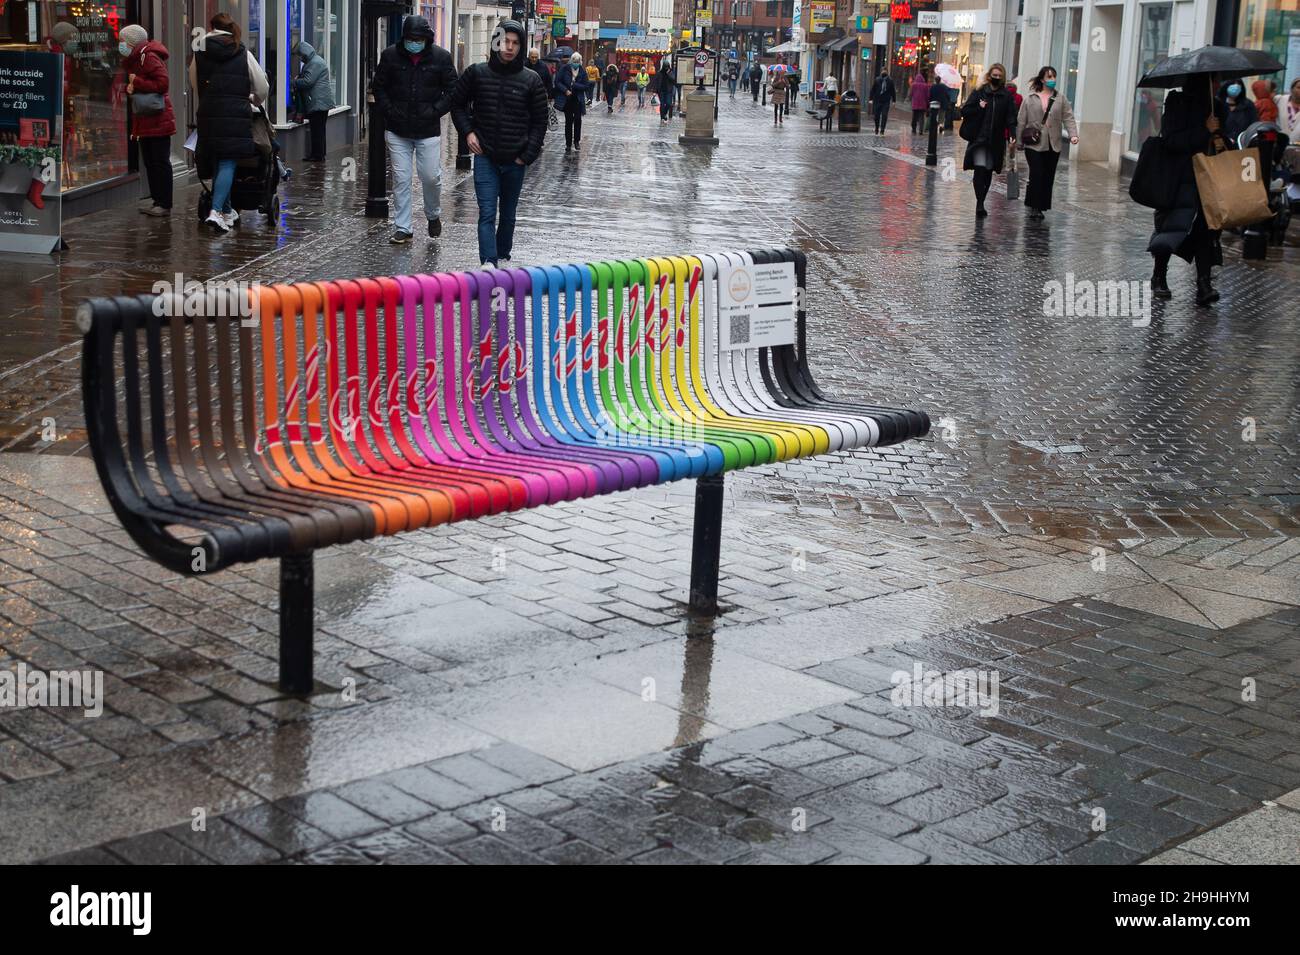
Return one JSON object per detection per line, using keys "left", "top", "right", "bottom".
{"left": 730, "top": 315, "right": 751, "bottom": 345}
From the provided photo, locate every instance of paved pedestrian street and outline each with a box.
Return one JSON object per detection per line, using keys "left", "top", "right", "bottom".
{"left": 2, "top": 99, "right": 1299, "bottom": 867}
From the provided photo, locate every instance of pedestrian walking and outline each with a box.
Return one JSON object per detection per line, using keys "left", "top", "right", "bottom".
{"left": 189, "top": 12, "right": 270, "bottom": 234}
{"left": 603, "top": 64, "right": 619, "bottom": 113}
{"left": 728, "top": 63, "right": 739, "bottom": 98}
{"left": 656, "top": 58, "right": 677, "bottom": 124}
{"left": 618, "top": 62, "right": 630, "bottom": 107}
{"left": 528, "top": 48, "right": 554, "bottom": 98}
{"left": 959, "top": 63, "right": 1016, "bottom": 219}
{"left": 751, "top": 62, "right": 763, "bottom": 103}
{"left": 1251, "top": 79, "right": 1278, "bottom": 124}
{"left": 740, "top": 64, "right": 750, "bottom": 94}
{"left": 291, "top": 40, "right": 334, "bottom": 161}
{"left": 929, "top": 77, "right": 952, "bottom": 133}
{"left": 770, "top": 69, "right": 788, "bottom": 125}
{"left": 868, "top": 69, "right": 895, "bottom": 134}
{"left": 1147, "top": 79, "right": 1229, "bottom": 306}
{"left": 1017, "top": 65, "right": 1078, "bottom": 220}
{"left": 371, "top": 15, "right": 456, "bottom": 244}
{"left": 823, "top": 72, "right": 837, "bottom": 100}
{"left": 788, "top": 68, "right": 800, "bottom": 116}
{"left": 447, "top": 19, "right": 547, "bottom": 268}
{"left": 909, "top": 69, "right": 930, "bottom": 133}
{"left": 1219, "top": 80, "right": 1257, "bottom": 144}
{"left": 585, "top": 61, "right": 600, "bottom": 106}
{"left": 119, "top": 24, "right": 175, "bottom": 217}
{"left": 635, "top": 67, "right": 649, "bottom": 107}
{"left": 555, "top": 53, "right": 591, "bottom": 151}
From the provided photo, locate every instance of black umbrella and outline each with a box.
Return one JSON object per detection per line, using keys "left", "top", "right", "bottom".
{"left": 1137, "top": 45, "right": 1284, "bottom": 88}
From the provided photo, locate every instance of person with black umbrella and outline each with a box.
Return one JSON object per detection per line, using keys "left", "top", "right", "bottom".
{"left": 1146, "top": 78, "right": 1230, "bottom": 306}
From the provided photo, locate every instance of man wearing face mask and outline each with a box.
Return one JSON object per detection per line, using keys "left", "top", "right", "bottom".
{"left": 1218, "top": 80, "right": 1258, "bottom": 146}
{"left": 447, "top": 20, "right": 548, "bottom": 267}
{"left": 371, "top": 15, "right": 458, "bottom": 244}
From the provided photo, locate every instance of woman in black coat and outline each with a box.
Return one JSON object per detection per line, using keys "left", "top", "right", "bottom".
{"left": 1148, "top": 79, "right": 1230, "bottom": 306}
{"left": 959, "top": 63, "right": 1016, "bottom": 218}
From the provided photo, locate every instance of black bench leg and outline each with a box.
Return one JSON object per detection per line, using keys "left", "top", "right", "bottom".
{"left": 689, "top": 475, "right": 725, "bottom": 616}
{"left": 279, "top": 551, "right": 314, "bottom": 694}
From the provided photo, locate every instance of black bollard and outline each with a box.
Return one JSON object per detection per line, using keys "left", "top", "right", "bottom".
{"left": 364, "top": 95, "right": 388, "bottom": 217}
{"left": 925, "top": 100, "right": 939, "bottom": 167}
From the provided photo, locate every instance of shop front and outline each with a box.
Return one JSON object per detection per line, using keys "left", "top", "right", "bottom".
{"left": 887, "top": 0, "right": 940, "bottom": 90}
{"left": 1, "top": 0, "right": 142, "bottom": 210}
{"left": 1225, "top": 0, "right": 1299, "bottom": 95}
{"left": 938, "top": 4, "right": 987, "bottom": 102}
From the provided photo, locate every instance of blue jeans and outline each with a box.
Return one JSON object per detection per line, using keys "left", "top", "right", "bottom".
{"left": 385, "top": 131, "right": 442, "bottom": 233}
{"left": 472, "top": 155, "right": 526, "bottom": 266}
{"left": 212, "top": 159, "right": 237, "bottom": 214}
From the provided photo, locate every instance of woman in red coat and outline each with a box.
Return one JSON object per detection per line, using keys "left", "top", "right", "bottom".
{"left": 120, "top": 24, "right": 177, "bottom": 216}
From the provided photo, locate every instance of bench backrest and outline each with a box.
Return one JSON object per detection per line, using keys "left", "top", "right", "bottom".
{"left": 79, "top": 249, "right": 835, "bottom": 571}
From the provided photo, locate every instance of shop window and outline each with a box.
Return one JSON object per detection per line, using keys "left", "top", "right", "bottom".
{"left": 0, "top": 1, "right": 138, "bottom": 192}
{"left": 1237, "top": 0, "right": 1298, "bottom": 95}
{"left": 1129, "top": 2, "right": 1172, "bottom": 154}
{"left": 1047, "top": 4, "right": 1081, "bottom": 103}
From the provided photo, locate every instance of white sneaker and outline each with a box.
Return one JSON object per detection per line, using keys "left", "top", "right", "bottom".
{"left": 222, "top": 209, "right": 241, "bottom": 228}
{"left": 204, "top": 210, "right": 230, "bottom": 233}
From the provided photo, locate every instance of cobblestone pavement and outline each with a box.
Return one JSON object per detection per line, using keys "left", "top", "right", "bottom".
{"left": 2, "top": 98, "right": 1299, "bottom": 864}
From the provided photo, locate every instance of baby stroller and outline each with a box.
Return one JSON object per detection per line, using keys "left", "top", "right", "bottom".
{"left": 1236, "top": 121, "right": 1291, "bottom": 257}
{"left": 196, "top": 105, "right": 288, "bottom": 226}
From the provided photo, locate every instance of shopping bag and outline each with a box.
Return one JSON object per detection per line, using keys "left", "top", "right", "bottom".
{"left": 183, "top": 129, "right": 198, "bottom": 153}
{"left": 1005, "top": 159, "right": 1020, "bottom": 200}
{"left": 1192, "top": 146, "right": 1272, "bottom": 230}
{"left": 1129, "top": 136, "right": 1179, "bottom": 209}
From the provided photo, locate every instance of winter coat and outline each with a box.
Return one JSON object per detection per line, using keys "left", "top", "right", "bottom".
{"left": 909, "top": 78, "right": 930, "bottom": 109}
{"left": 929, "top": 81, "right": 952, "bottom": 112}
{"left": 448, "top": 39, "right": 549, "bottom": 165}
{"left": 868, "top": 75, "right": 895, "bottom": 107}
{"left": 1016, "top": 88, "right": 1078, "bottom": 153}
{"left": 1220, "top": 95, "right": 1258, "bottom": 146}
{"left": 124, "top": 40, "right": 176, "bottom": 139}
{"left": 292, "top": 41, "right": 335, "bottom": 115}
{"left": 372, "top": 41, "right": 457, "bottom": 140}
{"left": 1148, "top": 89, "right": 1229, "bottom": 264}
{"left": 770, "top": 73, "right": 788, "bottom": 106}
{"left": 555, "top": 64, "right": 590, "bottom": 115}
{"left": 1251, "top": 80, "right": 1278, "bottom": 124}
{"left": 529, "top": 58, "right": 554, "bottom": 96}
{"left": 193, "top": 35, "right": 260, "bottom": 164}
{"left": 603, "top": 67, "right": 619, "bottom": 97}
{"left": 655, "top": 66, "right": 677, "bottom": 103}
{"left": 960, "top": 83, "right": 1017, "bottom": 173}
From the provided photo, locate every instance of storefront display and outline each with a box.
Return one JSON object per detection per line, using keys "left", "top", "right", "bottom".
{"left": 1236, "top": 0, "right": 1299, "bottom": 94}
{"left": 1129, "top": 2, "right": 1173, "bottom": 153}
{"left": 1, "top": 1, "right": 139, "bottom": 193}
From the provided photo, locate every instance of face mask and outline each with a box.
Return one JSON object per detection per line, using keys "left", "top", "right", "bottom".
{"left": 119, "top": 41, "right": 134, "bottom": 58}
{"left": 404, "top": 39, "right": 426, "bottom": 54}
{"left": 63, "top": 39, "right": 78, "bottom": 53}
{"left": 989, "top": 76, "right": 1003, "bottom": 88}
{"left": 1227, "top": 83, "right": 1242, "bottom": 98}
{"left": 1044, "top": 78, "right": 1056, "bottom": 90}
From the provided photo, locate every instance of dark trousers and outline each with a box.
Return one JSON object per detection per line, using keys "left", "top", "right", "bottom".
{"left": 564, "top": 104, "right": 583, "bottom": 148}
{"left": 873, "top": 103, "right": 890, "bottom": 133}
{"left": 973, "top": 167, "right": 993, "bottom": 206}
{"left": 138, "top": 135, "right": 173, "bottom": 209}
{"left": 306, "top": 110, "right": 327, "bottom": 159}
{"left": 911, "top": 108, "right": 926, "bottom": 133}
{"left": 751, "top": 83, "right": 760, "bottom": 103}
{"left": 1024, "top": 147, "right": 1061, "bottom": 211}
{"left": 472, "top": 155, "right": 525, "bottom": 266}
{"left": 659, "top": 97, "right": 673, "bottom": 121}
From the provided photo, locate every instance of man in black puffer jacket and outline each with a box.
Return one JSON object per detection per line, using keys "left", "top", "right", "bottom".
{"left": 372, "top": 15, "right": 457, "bottom": 243}
{"left": 447, "top": 20, "right": 548, "bottom": 266}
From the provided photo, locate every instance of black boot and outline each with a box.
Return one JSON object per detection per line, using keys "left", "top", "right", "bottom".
{"left": 1195, "top": 274, "right": 1218, "bottom": 306}
{"left": 1150, "top": 264, "right": 1171, "bottom": 300}
{"left": 976, "top": 202, "right": 988, "bottom": 218}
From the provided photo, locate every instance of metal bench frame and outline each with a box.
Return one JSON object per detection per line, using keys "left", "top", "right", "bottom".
{"left": 80, "top": 249, "right": 929, "bottom": 693}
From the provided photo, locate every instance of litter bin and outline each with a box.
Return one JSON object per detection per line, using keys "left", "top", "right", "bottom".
{"left": 838, "top": 91, "right": 861, "bottom": 132}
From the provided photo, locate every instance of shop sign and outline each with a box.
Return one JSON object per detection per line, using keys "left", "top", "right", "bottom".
{"left": 917, "top": 11, "right": 940, "bottom": 28}
{"left": 811, "top": 2, "right": 835, "bottom": 31}
{"left": 890, "top": 2, "right": 911, "bottom": 21}
{"left": 0, "top": 51, "right": 63, "bottom": 254}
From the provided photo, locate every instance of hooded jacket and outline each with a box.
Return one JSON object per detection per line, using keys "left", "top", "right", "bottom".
{"left": 292, "top": 41, "right": 336, "bottom": 115}
{"left": 372, "top": 17, "right": 457, "bottom": 139}
{"left": 448, "top": 21, "right": 548, "bottom": 165}
{"left": 1250, "top": 80, "right": 1278, "bottom": 124}
{"left": 192, "top": 33, "right": 262, "bottom": 163}
{"left": 124, "top": 39, "right": 176, "bottom": 138}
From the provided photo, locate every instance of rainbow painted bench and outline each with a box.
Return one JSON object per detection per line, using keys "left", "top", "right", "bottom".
{"left": 79, "top": 250, "right": 929, "bottom": 693}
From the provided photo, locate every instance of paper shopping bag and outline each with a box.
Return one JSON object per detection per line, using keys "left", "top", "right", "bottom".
{"left": 1192, "top": 146, "right": 1272, "bottom": 230}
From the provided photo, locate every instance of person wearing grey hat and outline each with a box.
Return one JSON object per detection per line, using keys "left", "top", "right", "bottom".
{"left": 371, "top": 14, "right": 457, "bottom": 244}
{"left": 447, "top": 20, "right": 548, "bottom": 266}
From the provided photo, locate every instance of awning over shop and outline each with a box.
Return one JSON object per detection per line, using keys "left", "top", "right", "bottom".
{"left": 616, "top": 34, "right": 670, "bottom": 54}
{"left": 827, "top": 36, "right": 858, "bottom": 52}
{"left": 766, "top": 40, "right": 799, "bottom": 53}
